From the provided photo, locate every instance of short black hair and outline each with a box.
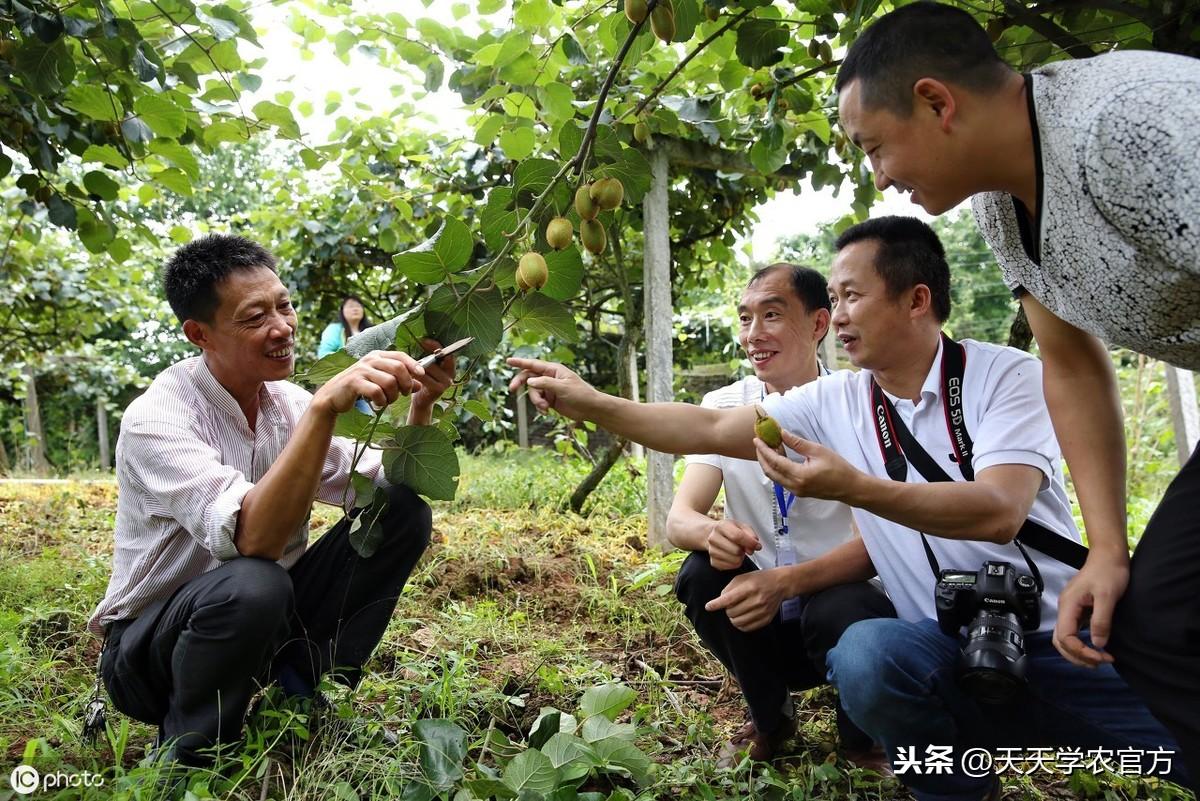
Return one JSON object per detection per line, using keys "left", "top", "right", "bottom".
{"left": 748, "top": 263, "right": 832, "bottom": 316}
{"left": 834, "top": 216, "right": 951, "bottom": 322}
{"left": 836, "top": 2, "right": 1010, "bottom": 116}
{"left": 163, "top": 234, "right": 278, "bottom": 324}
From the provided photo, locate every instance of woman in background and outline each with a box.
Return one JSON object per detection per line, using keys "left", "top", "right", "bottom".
{"left": 319, "top": 295, "right": 372, "bottom": 358}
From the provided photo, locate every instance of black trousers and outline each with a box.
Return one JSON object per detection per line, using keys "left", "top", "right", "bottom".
{"left": 101, "top": 483, "right": 431, "bottom": 765}
{"left": 674, "top": 551, "right": 896, "bottom": 750}
{"left": 1110, "top": 444, "right": 1200, "bottom": 792}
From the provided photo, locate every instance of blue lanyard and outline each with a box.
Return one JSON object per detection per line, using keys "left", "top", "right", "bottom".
{"left": 773, "top": 482, "right": 795, "bottom": 536}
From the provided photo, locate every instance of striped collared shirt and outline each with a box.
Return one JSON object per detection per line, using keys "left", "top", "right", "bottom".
{"left": 87, "top": 355, "right": 384, "bottom": 635}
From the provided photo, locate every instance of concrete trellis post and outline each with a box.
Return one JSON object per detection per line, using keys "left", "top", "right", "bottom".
{"left": 642, "top": 147, "right": 674, "bottom": 549}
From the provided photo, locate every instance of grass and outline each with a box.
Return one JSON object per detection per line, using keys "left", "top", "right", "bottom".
{"left": 0, "top": 453, "right": 1191, "bottom": 800}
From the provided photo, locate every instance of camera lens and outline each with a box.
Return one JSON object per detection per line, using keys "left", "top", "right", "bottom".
{"left": 958, "top": 610, "right": 1028, "bottom": 704}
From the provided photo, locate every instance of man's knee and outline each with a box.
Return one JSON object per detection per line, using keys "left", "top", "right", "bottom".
{"left": 379, "top": 483, "right": 433, "bottom": 554}
{"left": 196, "top": 558, "right": 293, "bottom": 635}
{"left": 673, "top": 551, "right": 732, "bottom": 607}
{"left": 802, "top": 581, "right": 894, "bottom": 649}
{"left": 827, "top": 619, "right": 909, "bottom": 717}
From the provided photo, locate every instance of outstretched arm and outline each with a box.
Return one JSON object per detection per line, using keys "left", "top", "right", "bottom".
{"left": 508, "top": 357, "right": 759, "bottom": 460}
{"left": 1021, "top": 295, "right": 1128, "bottom": 668}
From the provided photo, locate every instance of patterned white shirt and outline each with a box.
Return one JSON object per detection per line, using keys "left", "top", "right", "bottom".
{"left": 88, "top": 356, "right": 384, "bottom": 634}
{"left": 972, "top": 51, "right": 1200, "bottom": 369}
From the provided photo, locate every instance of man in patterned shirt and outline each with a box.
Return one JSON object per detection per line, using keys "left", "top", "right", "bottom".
{"left": 835, "top": 3, "right": 1200, "bottom": 788}
{"left": 89, "top": 234, "right": 454, "bottom": 766}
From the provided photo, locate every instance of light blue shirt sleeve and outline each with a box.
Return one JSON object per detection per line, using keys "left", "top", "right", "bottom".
{"left": 317, "top": 322, "right": 345, "bottom": 358}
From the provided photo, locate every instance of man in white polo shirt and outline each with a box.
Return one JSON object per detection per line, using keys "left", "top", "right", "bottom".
{"left": 509, "top": 217, "right": 1184, "bottom": 800}
{"left": 668, "top": 263, "right": 894, "bottom": 769}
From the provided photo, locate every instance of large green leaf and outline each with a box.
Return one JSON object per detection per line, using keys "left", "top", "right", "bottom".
{"left": 499, "top": 126, "right": 536, "bottom": 160}
{"left": 294, "top": 350, "right": 355, "bottom": 386}
{"left": 736, "top": 19, "right": 789, "bottom": 68}
{"left": 750, "top": 121, "right": 789, "bottom": 175}
{"left": 392, "top": 217, "right": 473, "bottom": 284}
{"left": 414, "top": 719, "right": 468, "bottom": 791}
{"left": 425, "top": 284, "right": 503, "bottom": 358}
{"left": 510, "top": 293, "right": 577, "bottom": 341}
{"left": 502, "top": 749, "right": 559, "bottom": 796}
{"left": 252, "top": 100, "right": 300, "bottom": 138}
{"left": 381, "top": 425, "right": 461, "bottom": 501}
{"left": 83, "top": 170, "right": 121, "bottom": 200}
{"left": 64, "top": 85, "right": 122, "bottom": 121}
{"left": 541, "top": 733, "right": 596, "bottom": 783}
{"left": 580, "top": 716, "right": 635, "bottom": 745}
{"left": 542, "top": 247, "right": 584, "bottom": 302}
{"left": 149, "top": 140, "right": 200, "bottom": 180}
{"left": 514, "top": 158, "right": 565, "bottom": 207}
{"left": 671, "top": 0, "right": 701, "bottom": 42}
{"left": 134, "top": 95, "right": 187, "bottom": 137}
{"left": 591, "top": 738, "right": 652, "bottom": 785}
{"left": 81, "top": 144, "right": 129, "bottom": 169}
{"left": 580, "top": 684, "right": 637, "bottom": 722}
{"left": 481, "top": 188, "right": 519, "bottom": 253}
{"left": 13, "top": 38, "right": 74, "bottom": 95}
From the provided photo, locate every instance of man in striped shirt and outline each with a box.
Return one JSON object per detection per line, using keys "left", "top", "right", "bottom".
{"left": 88, "top": 234, "right": 453, "bottom": 766}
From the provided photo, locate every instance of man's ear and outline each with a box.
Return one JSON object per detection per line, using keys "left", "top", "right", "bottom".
{"left": 912, "top": 78, "right": 957, "bottom": 132}
{"left": 909, "top": 284, "right": 934, "bottom": 320}
{"left": 812, "top": 308, "right": 831, "bottom": 342}
{"left": 182, "top": 318, "right": 210, "bottom": 350}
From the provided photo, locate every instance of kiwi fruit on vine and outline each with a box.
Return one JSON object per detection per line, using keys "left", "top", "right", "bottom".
{"left": 546, "top": 217, "right": 573, "bottom": 250}
{"left": 633, "top": 121, "right": 651, "bottom": 144}
{"left": 754, "top": 410, "right": 784, "bottom": 451}
{"left": 580, "top": 219, "right": 607, "bottom": 255}
{"left": 819, "top": 41, "right": 833, "bottom": 63}
{"left": 750, "top": 82, "right": 765, "bottom": 100}
{"left": 589, "top": 177, "right": 624, "bottom": 211}
{"left": 624, "top": 0, "right": 648, "bottom": 24}
{"left": 808, "top": 40, "right": 821, "bottom": 59}
{"left": 575, "top": 185, "right": 599, "bottom": 221}
{"left": 650, "top": 0, "right": 676, "bottom": 42}
{"left": 516, "top": 252, "right": 549, "bottom": 292}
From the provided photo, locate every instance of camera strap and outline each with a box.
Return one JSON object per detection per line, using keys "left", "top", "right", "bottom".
{"left": 869, "top": 335, "right": 1088, "bottom": 580}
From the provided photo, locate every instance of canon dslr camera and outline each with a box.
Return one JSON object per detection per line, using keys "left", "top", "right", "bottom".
{"left": 935, "top": 561, "right": 1041, "bottom": 703}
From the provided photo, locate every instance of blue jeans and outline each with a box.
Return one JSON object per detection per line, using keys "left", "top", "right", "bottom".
{"left": 828, "top": 618, "right": 1188, "bottom": 801}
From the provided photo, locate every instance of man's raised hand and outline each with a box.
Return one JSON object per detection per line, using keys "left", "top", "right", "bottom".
{"left": 755, "top": 427, "right": 856, "bottom": 501}
{"left": 707, "top": 519, "right": 762, "bottom": 571}
{"left": 316, "top": 350, "right": 425, "bottom": 416}
{"left": 507, "top": 357, "right": 598, "bottom": 420}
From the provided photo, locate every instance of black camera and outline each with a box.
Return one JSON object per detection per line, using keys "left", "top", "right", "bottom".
{"left": 935, "top": 561, "right": 1041, "bottom": 703}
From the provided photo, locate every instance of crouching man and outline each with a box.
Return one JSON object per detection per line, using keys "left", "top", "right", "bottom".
{"left": 88, "top": 234, "right": 454, "bottom": 766}
{"left": 510, "top": 217, "right": 1186, "bottom": 799}
{"left": 668, "top": 263, "right": 894, "bottom": 769}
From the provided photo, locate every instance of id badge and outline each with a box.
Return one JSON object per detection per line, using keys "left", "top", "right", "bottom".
{"left": 776, "top": 538, "right": 804, "bottom": 622}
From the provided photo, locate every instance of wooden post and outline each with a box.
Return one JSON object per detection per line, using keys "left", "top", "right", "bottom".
{"left": 516, "top": 391, "right": 530, "bottom": 449}
{"left": 22, "top": 364, "right": 51, "bottom": 475}
{"left": 643, "top": 147, "right": 673, "bottom": 550}
{"left": 1164, "top": 365, "right": 1199, "bottom": 466}
{"left": 96, "top": 395, "right": 111, "bottom": 470}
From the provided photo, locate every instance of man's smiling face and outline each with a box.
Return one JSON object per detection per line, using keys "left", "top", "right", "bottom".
{"left": 838, "top": 79, "right": 970, "bottom": 216}
{"left": 737, "top": 267, "right": 827, "bottom": 393}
